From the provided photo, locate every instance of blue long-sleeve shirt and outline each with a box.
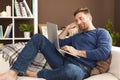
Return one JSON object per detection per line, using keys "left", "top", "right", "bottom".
{"left": 59, "top": 28, "right": 112, "bottom": 69}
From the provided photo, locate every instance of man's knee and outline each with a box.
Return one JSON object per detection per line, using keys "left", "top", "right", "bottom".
{"left": 64, "top": 64, "right": 84, "bottom": 79}
{"left": 32, "top": 34, "right": 43, "bottom": 39}
{"left": 31, "top": 34, "right": 46, "bottom": 41}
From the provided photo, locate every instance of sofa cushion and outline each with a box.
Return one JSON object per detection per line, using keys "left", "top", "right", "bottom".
{"left": 18, "top": 76, "right": 45, "bottom": 80}
{"left": 0, "top": 54, "right": 10, "bottom": 73}
{"left": 108, "top": 46, "right": 120, "bottom": 79}
{"left": 28, "top": 52, "right": 46, "bottom": 72}
{"left": 90, "top": 54, "right": 112, "bottom": 76}
{"left": 84, "top": 73, "right": 118, "bottom": 80}
{"left": 0, "top": 42, "right": 26, "bottom": 65}
{"left": 0, "top": 42, "right": 46, "bottom": 72}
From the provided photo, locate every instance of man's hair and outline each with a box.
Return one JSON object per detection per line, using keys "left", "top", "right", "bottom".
{"left": 73, "top": 7, "right": 91, "bottom": 16}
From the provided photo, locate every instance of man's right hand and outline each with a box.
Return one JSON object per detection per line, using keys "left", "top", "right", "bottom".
{"left": 58, "top": 22, "right": 77, "bottom": 39}
{"left": 66, "top": 22, "right": 77, "bottom": 30}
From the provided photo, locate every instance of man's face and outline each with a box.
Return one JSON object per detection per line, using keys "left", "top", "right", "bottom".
{"left": 74, "top": 12, "right": 92, "bottom": 32}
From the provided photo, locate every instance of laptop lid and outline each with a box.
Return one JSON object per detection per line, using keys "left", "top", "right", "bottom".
{"left": 47, "top": 22, "right": 79, "bottom": 58}
{"left": 47, "top": 22, "right": 60, "bottom": 49}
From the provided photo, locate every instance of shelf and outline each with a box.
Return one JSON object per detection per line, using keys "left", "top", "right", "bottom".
{"left": 0, "top": 0, "right": 38, "bottom": 44}
{"left": 0, "top": 17, "right": 13, "bottom": 19}
{"left": 0, "top": 38, "right": 13, "bottom": 40}
{"left": 14, "top": 17, "right": 34, "bottom": 19}
{"left": 14, "top": 38, "right": 30, "bottom": 40}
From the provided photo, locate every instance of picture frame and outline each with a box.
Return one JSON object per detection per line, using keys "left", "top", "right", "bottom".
{"left": 38, "top": 24, "right": 48, "bottom": 38}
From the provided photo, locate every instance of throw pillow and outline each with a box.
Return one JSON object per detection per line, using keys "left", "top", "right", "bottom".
{"left": 90, "top": 54, "right": 112, "bottom": 76}
{"left": 0, "top": 42, "right": 46, "bottom": 72}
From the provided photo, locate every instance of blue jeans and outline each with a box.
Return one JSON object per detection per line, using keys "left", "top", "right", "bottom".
{"left": 11, "top": 34, "right": 89, "bottom": 80}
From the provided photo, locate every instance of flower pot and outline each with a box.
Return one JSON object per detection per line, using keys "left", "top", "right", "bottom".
{"left": 24, "top": 32, "right": 30, "bottom": 38}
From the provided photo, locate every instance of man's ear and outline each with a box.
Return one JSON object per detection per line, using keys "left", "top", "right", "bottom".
{"left": 89, "top": 15, "right": 92, "bottom": 21}
{"left": 86, "top": 15, "right": 92, "bottom": 21}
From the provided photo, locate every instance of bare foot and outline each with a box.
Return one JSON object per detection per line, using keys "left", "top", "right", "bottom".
{"left": 0, "top": 70, "right": 18, "bottom": 80}
{"left": 25, "top": 70, "right": 37, "bottom": 78}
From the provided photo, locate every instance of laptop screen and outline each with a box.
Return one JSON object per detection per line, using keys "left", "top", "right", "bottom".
{"left": 47, "top": 22, "right": 60, "bottom": 49}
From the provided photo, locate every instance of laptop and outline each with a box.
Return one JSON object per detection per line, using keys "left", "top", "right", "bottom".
{"left": 46, "top": 22, "right": 78, "bottom": 57}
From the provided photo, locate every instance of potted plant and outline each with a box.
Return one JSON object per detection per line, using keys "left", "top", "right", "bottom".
{"left": 19, "top": 23, "right": 33, "bottom": 38}
{"left": 104, "top": 19, "right": 120, "bottom": 46}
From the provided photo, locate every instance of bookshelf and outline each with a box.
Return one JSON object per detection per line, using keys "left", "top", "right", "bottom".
{"left": 0, "top": 0, "right": 38, "bottom": 45}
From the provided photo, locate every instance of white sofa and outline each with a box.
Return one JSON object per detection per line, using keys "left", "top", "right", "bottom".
{"left": 0, "top": 46, "right": 120, "bottom": 80}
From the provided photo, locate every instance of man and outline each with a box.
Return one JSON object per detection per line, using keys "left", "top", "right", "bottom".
{"left": 0, "top": 7, "right": 112, "bottom": 80}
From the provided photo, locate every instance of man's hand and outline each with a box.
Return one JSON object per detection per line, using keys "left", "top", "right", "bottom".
{"left": 66, "top": 22, "right": 77, "bottom": 30}
{"left": 58, "top": 22, "right": 77, "bottom": 39}
{"left": 61, "top": 45, "right": 78, "bottom": 56}
{"left": 61, "top": 45, "right": 87, "bottom": 58}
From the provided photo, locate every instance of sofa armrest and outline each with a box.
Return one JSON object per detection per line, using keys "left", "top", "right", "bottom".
{"left": 108, "top": 46, "right": 120, "bottom": 79}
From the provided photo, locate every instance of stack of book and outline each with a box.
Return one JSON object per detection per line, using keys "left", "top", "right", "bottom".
{"left": 0, "top": 23, "right": 13, "bottom": 38}
{"left": 14, "top": 0, "right": 32, "bottom": 17}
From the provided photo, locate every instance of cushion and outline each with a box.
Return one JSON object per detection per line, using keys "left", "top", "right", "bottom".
{"left": 18, "top": 76, "right": 45, "bottom": 80}
{"left": 90, "top": 54, "right": 112, "bottom": 75}
{"left": 108, "top": 46, "right": 120, "bottom": 79}
{"left": 0, "top": 42, "right": 46, "bottom": 72}
{"left": 0, "top": 42, "right": 26, "bottom": 65}
{"left": 84, "top": 73, "right": 118, "bottom": 80}
{"left": 27, "top": 52, "right": 46, "bottom": 72}
{"left": 0, "top": 54, "right": 10, "bottom": 73}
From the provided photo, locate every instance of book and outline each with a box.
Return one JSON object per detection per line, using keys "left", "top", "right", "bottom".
{"left": 7, "top": 24, "right": 13, "bottom": 38}
{"left": 14, "top": 0, "right": 21, "bottom": 16}
{"left": 0, "top": 25, "right": 3, "bottom": 38}
{"left": 32, "top": 0, "right": 34, "bottom": 16}
{"left": 3, "top": 24, "right": 11, "bottom": 38}
{"left": 23, "top": 0, "right": 32, "bottom": 17}
{"left": 19, "top": 2, "right": 27, "bottom": 17}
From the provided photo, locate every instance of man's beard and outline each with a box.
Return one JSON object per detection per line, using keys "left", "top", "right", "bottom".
{"left": 78, "top": 24, "right": 88, "bottom": 32}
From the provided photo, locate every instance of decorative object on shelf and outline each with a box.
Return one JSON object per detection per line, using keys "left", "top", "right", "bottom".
{"left": 23, "top": 32, "right": 30, "bottom": 38}
{"left": 0, "top": 11, "right": 7, "bottom": 17}
{"left": 19, "top": 23, "right": 33, "bottom": 38}
{"left": 104, "top": 19, "right": 120, "bottom": 46}
{"left": 6, "top": 5, "right": 11, "bottom": 16}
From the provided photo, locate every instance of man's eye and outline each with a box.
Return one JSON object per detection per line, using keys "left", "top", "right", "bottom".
{"left": 79, "top": 17, "right": 83, "bottom": 20}
{"left": 75, "top": 20, "right": 78, "bottom": 23}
